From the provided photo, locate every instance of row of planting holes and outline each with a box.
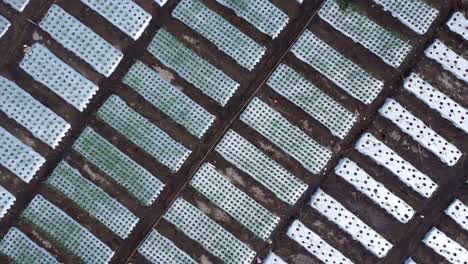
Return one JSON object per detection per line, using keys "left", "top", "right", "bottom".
{"left": 0, "top": 2, "right": 115, "bottom": 262}
{"left": 0, "top": 2, "right": 193, "bottom": 262}
{"left": 153, "top": 7, "right": 468, "bottom": 264}
{"left": 419, "top": 198, "right": 468, "bottom": 263}
{"left": 0, "top": 6, "right": 119, "bottom": 257}
{"left": 0, "top": 0, "right": 260, "bottom": 261}
{"left": 0, "top": 3, "right": 464, "bottom": 264}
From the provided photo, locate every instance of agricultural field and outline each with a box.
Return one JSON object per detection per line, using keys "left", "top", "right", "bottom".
{"left": 0, "top": 0, "right": 466, "bottom": 263}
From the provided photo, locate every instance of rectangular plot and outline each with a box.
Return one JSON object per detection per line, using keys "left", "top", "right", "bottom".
{"left": 310, "top": 189, "right": 393, "bottom": 258}
{"left": 47, "top": 161, "right": 139, "bottom": 239}
{"left": 0, "top": 228, "right": 59, "bottom": 264}
{"left": 40, "top": 5, "right": 123, "bottom": 77}
{"left": 0, "top": 127, "right": 45, "bottom": 183}
{"left": 292, "top": 30, "right": 383, "bottom": 104}
{"left": 268, "top": 64, "right": 356, "bottom": 139}
{"left": 81, "top": 0, "right": 151, "bottom": 40}
{"left": 20, "top": 43, "right": 99, "bottom": 112}
{"left": 164, "top": 198, "right": 256, "bottom": 264}
{"left": 21, "top": 195, "right": 114, "bottom": 264}
{"left": 447, "top": 12, "right": 468, "bottom": 40}
{"left": 373, "top": 0, "right": 438, "bottom": 34}
{"left": 138, "top": 230, "right": 196, "bottom": 264}
{"left": 355, "top": 133, "right": 437, "bottom": 198}
{"left": 216, "top": 0, "right": 289, "bottom": 38}
{"left": 287, "top": 220, "right": 353, "bottom": 264}
{"left": 445, "top": 199, "right": 468, "bottom": 231}
{"left": 73, "top": 127, "right": 164, "bottom": 206}
{"left": 97, "top": 95, "right": 191, "bottom": 172}
{"left": 240, "top": 97, "right": 332, "bottom": 174}
{"left": 403, "top": 73, "right": 468, "bottom": 134}
{"left": 319, "top": 0, "right": 411, "bottom": 67}
{"left": 148, "top": 29, "right": 239, "bottom": 106}
{"left": 216, "top": 130, "right": 307, "bottom": 204}
{"left": 3, "top": 0, "right": 30, "bottom": 12}
{"left": 0, "top": 185, "right": 15, "bottom": 219}
{"left": 0, "top": 76, "right": 70, "bottom": 148}
{"left": 335, "top": 158, "right": 415, "bottom": 223}
{"left": 123, "top": 61, "right": 215, "bottom": 138}
{"left": 425, "top": 39, "right": 468, "bottom": 83}
{"left": 191, "top": 163, "right": 279, "bottom": 240}
{"left": 423, "top": 228, "right": 467, "bottom": 264}
{"left": 379, "top": 98, "right": 461, "bottom": 166}
{"left": 0, "top": 15, "right": 10, "bottom": 38}
{"left": 173, "top": 0, "right": 265, "bottom": 70}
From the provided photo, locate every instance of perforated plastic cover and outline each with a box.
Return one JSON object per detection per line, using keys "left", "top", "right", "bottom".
{"left": 447, "top": 12, "right": 468, "bottom": 40}
{"left": 0, "top": 76, "right": 70, "bottom": 148}
{"left": 292, "top": 30, "right": 383, "bottom": 104}
{"left": 123, "top": 61, "right": 215, "bottom": 138}
{"left": 0, "top": 126, "right": 45, "bottom": 183}
{"left": 335, "top": 158, "right": 415, "bottom": 223}
{"left": 173, "top": 0, "right": 266, "bottom": 70}
{"left": 423, "top": 228, "right": 467, "bottom": 264}
{"left": 47, "top": 161, "right": 139, "bottom": 239}
{"left": 355, "top": 133, "right": 438, "bottom": 198}
{"left": 319, "top": 0, "right": 412, "bottom": 68}
{"left": 81, "top": 0, "right": 151, "bottom": 40}
{"left": 97, "top": 95, "right": 191, "bottom": 172}
{"left": 379, "top": 98, "right": 462, "bottom": 166}
{"left": 191, "top": 163, "right": 279, "bottom": 240}
{"left": 241, "top": 97, "right": 332, "bottom": 174}
{"left": 40, "top": 5, "right": 123, "bottom": 77}
{"left": 138, "top": 230, "right": 196, "bottom": 264}
{"left": 216, "top": 0, "right": 289, "bottom": 39}
{"left": 21, "top": 195, "right": 114, "bottom": 264}
{"left": 310, "top": 189, "right": 393, "bottom": 258}
{"left": 216, "top": 130, "right": 307, "bottom": 204}
{"left": 403, "top": 73, "right": 468, "bottom": 134}
{"left": 0, "top": 15, "right": 9, "bottom": 38}
{"left": 80, "top": 0, "right": 151, "bottom": 40}
{"left": 287, "top": 220, "right": 353, "bottom": 264}
{"left": 3, "top": 0, "right": 30, "bottom": 12}
{"left": 164, "top": 198, "right": 256, "bottom": 264}
{"left": 263, "top": 251, "right": 287, "bottom": 264}
{"left": 445, "top": 199, "right": 468, "bottom": 231}
{"left": 425, "top": 39, "right": 468, "bottom": 83}
{"left": 0, "top": 227, "right": 59, "bottom": 264}
{"left": 148, "top": 29, "right": 239, "bottom": 106}
{"left": 373, "top": 0, "right": 438, "bottom": 35}
{"left": 0, "top": 185, "right": 15, "bottom": 219}
{"left": 73, "top": 127, "right": 164, "bottom": 206}
{"left": 20, "top": 43, "right": 99, "bottom": 112}
{"left": 268, "top": 64, "right": 356, "bottom": 139}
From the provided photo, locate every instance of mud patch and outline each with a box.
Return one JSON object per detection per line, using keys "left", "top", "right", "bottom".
{"left": 222, "top": 167, "right": 246, "bottom": 187}
{"left": 181, "top": 34, "right": 199, "bottom": 46}
{"left": 32, "top": 32, "right": 42, "bottom": 41}
{"left": 152, "top": 65, "right": 176, "bottom": 83}
{"left": 194, "top": 198, "right": 230, "bottom": 222}
{"left": 82, "top": 164, "right": 100, "bottom": 182}
{"left": 199, "top": 254, "right": 213, "bottom": 264}
{"left": 258, "top": 141, "right": 283, "bottom": 160}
